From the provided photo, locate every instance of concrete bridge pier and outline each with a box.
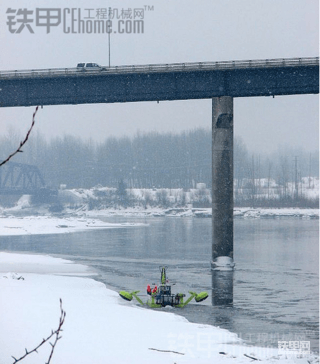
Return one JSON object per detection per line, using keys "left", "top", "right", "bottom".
{"left": 211, "top": 96, "right": 234, "bottom": 304}
{"left": 211, "top": 269, "right": 234, "bottom": 305}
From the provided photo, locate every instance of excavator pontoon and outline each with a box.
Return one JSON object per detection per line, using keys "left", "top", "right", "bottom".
{"left": 119, "top": 266, "right": 208, "bottom": 308}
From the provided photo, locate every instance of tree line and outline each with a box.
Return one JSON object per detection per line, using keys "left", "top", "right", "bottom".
{"left": 0, "top": 128, "right": 318, "bottom": 197}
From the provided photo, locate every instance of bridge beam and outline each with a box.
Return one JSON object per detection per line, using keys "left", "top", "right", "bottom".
{"left": 0, "top": 58, "right": 318, "bottom": 108}
{"left": 211, "top": 96, "right": 234, "bottom": 271}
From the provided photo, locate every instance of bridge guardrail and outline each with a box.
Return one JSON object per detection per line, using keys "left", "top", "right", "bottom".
{"left": 0, "top": 57, "right": 318, "bottom": 80}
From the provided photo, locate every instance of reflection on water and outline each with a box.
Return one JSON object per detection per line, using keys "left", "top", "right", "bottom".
{"left": 212, "top": 270, "right": 234, "bottom": 306}
{"left": 0, "top": 217, "right": 318, "bottom": 352}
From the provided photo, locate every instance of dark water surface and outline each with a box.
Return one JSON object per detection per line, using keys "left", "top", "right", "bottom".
{"left": 0, "top": 217, "right": 318, "bottom": 352}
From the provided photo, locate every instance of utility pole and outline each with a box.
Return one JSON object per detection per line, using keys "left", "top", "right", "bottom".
{"left": 251, "top": 154, "right": 255, "bottom": 207}
{"left": 108, "top": 7, "right": 111, "bottom": 67}
{"left": 258, "top": 154, "right": 261, "bottom": 192}
{"left": 308, "top": 153, "right": 311, "bottom": 189}
{"left": 294, "top": 156, "right": 298, "bottom": 200}
{"left": 267, "top": 160, "right": 272, "bottom": 200}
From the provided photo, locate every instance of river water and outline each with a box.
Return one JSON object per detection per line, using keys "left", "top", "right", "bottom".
{"left": 0, "top": 217, "right": 318, "bottom": 352}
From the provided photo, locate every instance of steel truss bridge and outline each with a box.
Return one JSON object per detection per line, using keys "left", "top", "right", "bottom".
{"left": 0, "top": 162, "right": 45, "bottom": 195}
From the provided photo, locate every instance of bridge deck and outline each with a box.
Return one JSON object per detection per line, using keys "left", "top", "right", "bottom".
{"left": 0, "top": 57, "right": 318, "bottom": 107}
{"left": 0, "top": 57, "right": 318, "bottom": 79}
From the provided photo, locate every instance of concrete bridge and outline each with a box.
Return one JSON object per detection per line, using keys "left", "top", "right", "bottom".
{"left": 0, "top": 57, "right": 318, "bottom": 107}
{"left": 0, "top": 57, "right": 318, "bottom": 304}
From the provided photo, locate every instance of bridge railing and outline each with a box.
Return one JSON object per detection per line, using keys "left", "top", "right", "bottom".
{"left": 0, "top": 57, "right": 318, "bottom": 79}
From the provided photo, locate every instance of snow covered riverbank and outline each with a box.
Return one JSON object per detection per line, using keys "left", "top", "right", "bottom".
{"left": 82, "top": 206, "right": 319, "bottom": 219}
{"left": 0, "top": 252, "right": 317, "bottom": 364}
{"left": 0, "top": 215, "right": 146, "bottom": 236}
{"left": 0, "top": 207, "right": 317, "bottom": 239}
{"left": 1, "top": 192, "right": 318, "bottom": 220}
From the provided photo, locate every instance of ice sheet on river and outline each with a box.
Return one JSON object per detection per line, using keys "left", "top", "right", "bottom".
{"left": 0, "top": 215, "right": 145, "bottom": 236}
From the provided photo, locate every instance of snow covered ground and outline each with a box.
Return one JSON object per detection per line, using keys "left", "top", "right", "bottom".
{"left": 0, "top": 209, "right": 318, "bottom": 362}
{"left": 0, "top": 252, "right": 318, "bottom": 364}
{"left": 0, "top": 215, "right": 146, "bottom": 236}
{"left": 82, "top": 206, "right": 319, "bottom": 219}
{"left": 233, "top": 207, "right": 319, "bottom": 219}
{"left": 1, "top": 187, "right": 318, "bottom": 220}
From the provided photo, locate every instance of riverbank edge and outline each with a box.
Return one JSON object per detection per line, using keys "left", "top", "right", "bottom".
{"left": 81, "top": 206, "right": 319, "bottom": 219}
{"left": 3, "top": 251, "right": 317, "bottom": 364}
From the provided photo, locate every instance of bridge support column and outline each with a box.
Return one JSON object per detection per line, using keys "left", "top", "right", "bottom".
{"left": 211, "top": 96, "right": 234, "bottom": 303}
{"left": 212, "top": 269, "right": 233, "bottom": 305}
{"left": 212, "top": 96, "right": 234, "bottom": 265}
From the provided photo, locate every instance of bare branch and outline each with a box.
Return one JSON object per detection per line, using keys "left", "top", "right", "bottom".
{"left": 46, "top": 299, "right": 66, "bottom": 364}
{"left": 0, "top": 105, "right": 39, "bottom": 167}
{"left": 244, "top": 353, "right": 261, "bottom": 361}
{"left": 148, "top": 348, "right": 185, "bottom": 355}
{"left": 12, "top": 299, "right": 66, "bottom": 364}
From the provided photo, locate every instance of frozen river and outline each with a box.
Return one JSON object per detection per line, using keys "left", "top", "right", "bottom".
{"left": 0, "top": 217, "right": 318, "bottom": 352}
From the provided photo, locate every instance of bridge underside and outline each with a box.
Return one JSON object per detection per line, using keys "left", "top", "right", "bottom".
{"left": 0, "top": 65, "right": 318, "bottom": 107}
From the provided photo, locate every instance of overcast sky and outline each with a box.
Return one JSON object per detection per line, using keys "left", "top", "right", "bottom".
{"left": 0, "top": 0, "right": 318, "bottom": 154}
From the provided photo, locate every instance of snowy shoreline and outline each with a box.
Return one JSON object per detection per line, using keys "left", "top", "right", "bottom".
{"left": 0, "top": 213, "right": 318, "bottom": 362}
{"left": 1, "top": 190, "right": 318, "bottom": 221}
{"left": 0, "top": 215, "right": 147, "bottom": 236}
{"left": 0, "top": 206, "right": 318, "bottom": 237}
{"left": 83, "top": 206, "right": 319, "bottom": 219}
{"left": 0, "top": 252, "right": 318, "bottom": 364}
